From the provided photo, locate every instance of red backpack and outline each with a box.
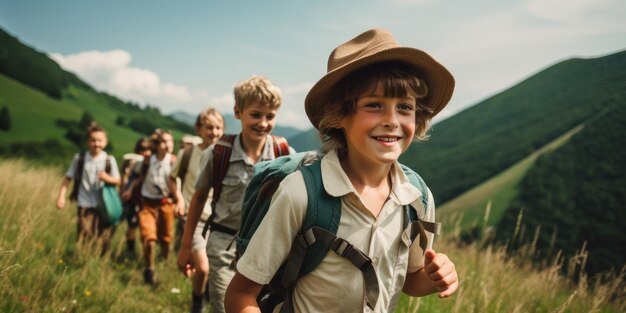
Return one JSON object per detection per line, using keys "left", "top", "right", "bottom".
{"left": 201, "top": 134, "right": 290, "bottom": 237}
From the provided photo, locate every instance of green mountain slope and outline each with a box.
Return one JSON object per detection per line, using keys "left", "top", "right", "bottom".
{"left": 400, "top": 50, "right": 626, "bottom": 203}
{"left": 438, "top": 122, "right": 585, "bottom": 229}
{"left": 497, "top": 100, "right": 626, "bottom": 275}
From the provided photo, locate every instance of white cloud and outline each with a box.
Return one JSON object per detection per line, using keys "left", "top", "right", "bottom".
{"left": 50, "top": 49, "right": 194, "bottom": 111}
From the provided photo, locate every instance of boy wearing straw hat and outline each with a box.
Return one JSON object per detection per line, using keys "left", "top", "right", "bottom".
{"left": 226, "top": 29, "right": 458, "bottom": 312}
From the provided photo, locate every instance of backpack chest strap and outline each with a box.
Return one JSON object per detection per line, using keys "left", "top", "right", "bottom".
{"left": 281, "top": 227, "right": 379, "bottom": 311}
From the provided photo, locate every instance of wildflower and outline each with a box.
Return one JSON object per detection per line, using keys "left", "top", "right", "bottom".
{"left": 71, "top": 299, "right": 77, "bottom": 305}
{"left": 58, "top": 259, "right": 64, "bottom": 264}
{"left": 20, "top": 295, "right": 28, "bottom": 302}
{"left": 170, "top": 287, "right": 181, "bottom": 294}
{"left": 84, "top": 289, "right": 91, "bottom": 297}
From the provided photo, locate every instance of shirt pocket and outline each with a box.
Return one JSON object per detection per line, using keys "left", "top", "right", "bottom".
{"left": 217, "top": 175, "right": 245, "bottom": 213}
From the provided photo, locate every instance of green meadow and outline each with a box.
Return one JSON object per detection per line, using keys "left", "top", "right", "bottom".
{"left": 1, "top": 158, "right": 623, "bottom": 312}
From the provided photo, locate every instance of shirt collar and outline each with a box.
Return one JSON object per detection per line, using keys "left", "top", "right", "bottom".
{"left": 230, "top": 134, "right": 275, "bottom": 164}
{"left": 320, "top": 149, "right": 422, "bottom": 206}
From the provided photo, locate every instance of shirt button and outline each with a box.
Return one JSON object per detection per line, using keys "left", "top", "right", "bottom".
{"left": 372, "top": 257, "right": 378, "bottom": 265}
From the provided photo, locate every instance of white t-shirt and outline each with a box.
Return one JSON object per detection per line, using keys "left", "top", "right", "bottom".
{"left": 140, "top": 153, "right": 174, "bottom": 199}
{"left": 65, "top": 151, "right": 120, "bottom": 208}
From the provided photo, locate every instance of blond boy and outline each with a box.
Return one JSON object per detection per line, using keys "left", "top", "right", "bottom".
{"left": 178, "top": 76, "right": 291, "bottom": 313}
{"left": 171, "top": 108, "right": 225, "bottom": 312}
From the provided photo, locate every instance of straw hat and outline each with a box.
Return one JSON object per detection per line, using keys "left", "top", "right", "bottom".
{"left": 305, "top": 28, "right": 455, "bottom": 129}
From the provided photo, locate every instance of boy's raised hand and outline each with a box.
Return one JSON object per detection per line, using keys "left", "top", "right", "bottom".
{"left": 424, "top": 249, "right": 458, "bottom": 298}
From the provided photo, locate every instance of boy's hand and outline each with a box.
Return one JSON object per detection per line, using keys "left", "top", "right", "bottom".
{"left": 98, "top": 171, "right": 110, "bottom": 181}
{"left": 177, "top": 248, "right": 194, "bottom": 277}
{"left": 121, "top": 189, "right": 132, "bottom": 202}
{"left": 424, "top": 249, "right": 458, "bottom": 298}
{"left": 56, "top": 197, "right": 65, "bottom": 209}
{"left": 175, "top": 200, "right": 185, "bottom": 217}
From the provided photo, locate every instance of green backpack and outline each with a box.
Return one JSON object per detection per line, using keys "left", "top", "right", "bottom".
{"left": 235, "top": 151, "right": 441, "bottom": 313}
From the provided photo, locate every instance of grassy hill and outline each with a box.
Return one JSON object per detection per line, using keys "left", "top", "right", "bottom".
{"left": 0, "top": 27, "right": 195, "bottom": 165}
{"left": 1, "top": 158, "right": 624, "bottom": 312}
{"left": 497, "top": 100, "right": 626, "bottom": 275}
{"left": 438, "top": 122, "right": 585, "bottom": 230}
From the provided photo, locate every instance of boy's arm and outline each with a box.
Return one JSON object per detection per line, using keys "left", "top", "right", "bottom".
{"left": 177, "top": 190, "right": 209, "bottom": 276}
{"left": 99, "top": 157, "right": 121, "bottom": 185}
{"left": 168, "top": 176, "right": 185, "bottom": 216}
{"left": 403, "top": 249, "right": 458, "bottom": 298}
{"left": 225, "top": 272, "right": 263, "bottom": 313}
{"left": 99, "top": 171, "right": 121, "bottom": 185}
{"left": 56, "top": 177, "right": 72, "bottom": 209}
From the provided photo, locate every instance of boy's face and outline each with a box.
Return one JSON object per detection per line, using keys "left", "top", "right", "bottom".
{"left": 235, "top": 102, "right": 277, "bottom": 143}
{"left": 87, "top": 131, "right": 108, "bottom": 155}
{"left": 158, "top": 133, "right": 174, "bottom": 154}
{"left": 197, "top": 115, "right": 224, "bottom": 145}
{"left": 339, "top": 83, "right": 416, "bottom": 166}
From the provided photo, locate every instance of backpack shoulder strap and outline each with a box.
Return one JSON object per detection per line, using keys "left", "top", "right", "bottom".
{"left": 177, "top": 145, "right": 194, "bottom": 185}
{"left": 399, "top": 164, "right": 442, "bottom": 251}
{"left": 271, "top": 135, "right": 290, "bottom": 157}
{"left": 210, "top": 134, "right": 237, "bottom": 209}
{"left": 105, "top": 155, "right": 112, "bottom": 174}
{"left": 70, "top": 151, "right": 86, "bottom": 201}
{"left": 298, "top": 161, "right": 341, "bottom": 274}
{"left": 279, "top": 161, "right": 379, "bottom": 311}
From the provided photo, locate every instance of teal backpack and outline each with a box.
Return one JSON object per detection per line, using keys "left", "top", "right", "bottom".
{"left": 234, "top": 151, "right": 441, "bottom": 313}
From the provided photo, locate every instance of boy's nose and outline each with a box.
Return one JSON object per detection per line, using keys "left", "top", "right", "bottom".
{"left": 382, "top": 110, "right": 399, "bottom": 128}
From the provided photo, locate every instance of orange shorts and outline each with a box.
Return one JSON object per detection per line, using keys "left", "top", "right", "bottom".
{"left": 138, "top": 198, "right": 175, "bottom": 244}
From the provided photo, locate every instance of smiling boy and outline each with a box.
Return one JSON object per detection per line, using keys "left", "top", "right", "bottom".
{"left": 178, "top": 75, "right": 292, "bottom": 313}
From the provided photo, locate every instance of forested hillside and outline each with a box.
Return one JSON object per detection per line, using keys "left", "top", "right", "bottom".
{"left": 0, "top": 27, "right": 195, "bottom": 164}
{"left": 401, "top": 50, "right": 626, "bottom": 203}
{"left": 497, "top": 97, "right": 626, "bottom": 275}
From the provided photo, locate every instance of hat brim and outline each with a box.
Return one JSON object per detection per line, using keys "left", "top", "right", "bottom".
{"left": 305, "top": 47, "right": 455, "bottom": 129}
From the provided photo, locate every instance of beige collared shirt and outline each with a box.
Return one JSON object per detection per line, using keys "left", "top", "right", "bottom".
{"left": 195, "top": 134, "right": 288, "bottom": 230}
{"left": 237, "top": 149, "right": 435, "bottom": 313}
{"left": 171, "top": 144, "right": 213, "bottom": 219}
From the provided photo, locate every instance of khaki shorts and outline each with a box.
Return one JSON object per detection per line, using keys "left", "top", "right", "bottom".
{"left": 138, "top": 198, "right": 175, "bottom": 244}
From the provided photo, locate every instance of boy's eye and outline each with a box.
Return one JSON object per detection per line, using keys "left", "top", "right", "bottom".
{"left": 398, "top": 103, "right": 415, "bottom": 111}
{"left": 363, "top": 102, "right": 382, "bottom": 109}
{"left": 266, "top": 114, "right": 275, "bottom": 121}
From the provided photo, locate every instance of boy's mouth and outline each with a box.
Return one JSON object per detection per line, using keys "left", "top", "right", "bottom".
{"left": 372, "top": 136, "right": 401, "bottom": 142}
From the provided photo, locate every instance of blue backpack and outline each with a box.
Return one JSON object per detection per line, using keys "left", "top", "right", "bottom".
{"left": 235, "top": 151, "right": 441, "bottom": 313}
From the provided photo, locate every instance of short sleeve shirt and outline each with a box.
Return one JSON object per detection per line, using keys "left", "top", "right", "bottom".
{"left": 195, "top": 134, "right": 290, "bottom": 230}
{"left": 171, "top": 144, "right": 213, "bottom": 217}
{"left": 65, "top": 151, "right": 120, "bottom": 208}
{"left": 141, "top": 153, "right": 174, "bottom": 199}
{"left": 236, "top": 149, "right": 436, "bottom": 313}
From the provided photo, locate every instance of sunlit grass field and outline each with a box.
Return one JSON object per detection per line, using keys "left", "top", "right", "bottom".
{"left": 1, "top": 158, "right": 624, "bottom": 312}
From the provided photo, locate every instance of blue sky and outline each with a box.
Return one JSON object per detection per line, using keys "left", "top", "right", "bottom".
{"left": 1, "top": 0, "right": 625, "bottom": 130}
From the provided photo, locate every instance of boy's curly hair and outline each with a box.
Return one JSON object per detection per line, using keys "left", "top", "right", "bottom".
{"left": 233, "top": 75, "right": 282, "bottom": 111}
{"left": 318, "top": 62, "right": 431, "bottom": 154}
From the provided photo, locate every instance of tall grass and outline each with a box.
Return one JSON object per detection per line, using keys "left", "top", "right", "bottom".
{"left": 0, "top": 159, "right": 192, "bottom": 312}
{"left": 395, "top": 209, "right": 626, "bottom": 313}
{"left": 1, "top": 158, "right": 624, "bottom": 312}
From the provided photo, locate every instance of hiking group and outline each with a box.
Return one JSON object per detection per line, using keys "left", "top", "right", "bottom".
{"left": 56, "top": 29, "right": 459, "bottom": 313}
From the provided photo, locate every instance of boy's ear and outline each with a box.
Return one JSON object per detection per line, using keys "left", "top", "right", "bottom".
{"left": 234, "top": 105, "right": 241, "bottom": 120}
